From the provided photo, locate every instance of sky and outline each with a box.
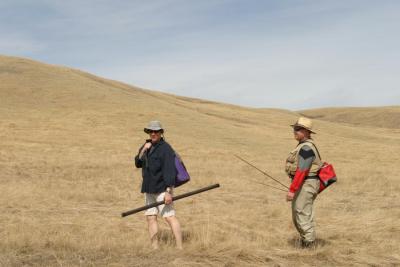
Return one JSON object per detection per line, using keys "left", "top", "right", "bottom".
{"left": 0, "top": 0, "right": 399, "bottom": 110}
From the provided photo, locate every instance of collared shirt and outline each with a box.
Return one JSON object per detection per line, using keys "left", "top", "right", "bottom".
{"left": 135, "top": 138, "right": 176, "bottom": 193}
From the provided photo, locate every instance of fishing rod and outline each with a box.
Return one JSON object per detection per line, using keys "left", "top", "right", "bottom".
{"left": 234, "top": 155, "right": 289, "bottom": 190}
{"left": 249, "top": 179, "right": 287, "bottom": 192}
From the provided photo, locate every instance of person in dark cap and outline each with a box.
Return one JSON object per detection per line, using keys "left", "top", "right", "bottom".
{"left": 285, "top": 117, "right": 322, "bottom": 248}
{"left": 135, "top": 121, "right": 182, "bottom": 249}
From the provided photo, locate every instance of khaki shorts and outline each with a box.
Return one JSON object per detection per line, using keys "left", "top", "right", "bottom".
{"left": 144, "top": 192, "right": 175, "bottom": 218}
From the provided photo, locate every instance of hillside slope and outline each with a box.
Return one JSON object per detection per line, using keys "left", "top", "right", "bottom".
{"left": 1, "top": 55, "right": 399, "bottom": 267}
{"left": 300, "top": 107, "right": 400, "bottom": 129}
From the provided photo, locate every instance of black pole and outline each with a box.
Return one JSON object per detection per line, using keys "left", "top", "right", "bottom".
{"left": 234, "top": 155, "right": 289, "bottom": 190}
{"left": 121, "top": 183, "right": 220, "bottom": 217}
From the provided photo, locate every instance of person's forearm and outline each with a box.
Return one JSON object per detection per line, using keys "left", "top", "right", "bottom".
{"left": 134, "top": 155, "right": 143, "bottom": 168}
{"left": 289, "top": 168, "right": 309, "bottom": 193}
{"left": 135, "top": 146, "right": 148, "bottom": 168}
{"left": 138, "top": 148, "right": 146, "bottom": 159}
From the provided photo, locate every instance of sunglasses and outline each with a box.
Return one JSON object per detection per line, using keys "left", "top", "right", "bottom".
{"left": 293, "top": 127, "right": 303, "bottom": 132}
{"left": 148, "top": 130, "right": 162, "bottom": 134}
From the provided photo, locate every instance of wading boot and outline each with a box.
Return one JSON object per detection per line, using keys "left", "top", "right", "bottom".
{"left": 301, "top": 240, "right": 316, "bottom": 249}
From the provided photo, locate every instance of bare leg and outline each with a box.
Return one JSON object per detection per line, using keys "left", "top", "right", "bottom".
{"left": 146, "top": 215, "right": 159, "bottom": 249}
{"left": 165, "top": 216, "right": 183, "bottom": 249}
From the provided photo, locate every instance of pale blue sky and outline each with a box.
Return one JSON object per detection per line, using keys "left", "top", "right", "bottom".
{"left": 1, "top": 0, "right": 399, "bottom": 109}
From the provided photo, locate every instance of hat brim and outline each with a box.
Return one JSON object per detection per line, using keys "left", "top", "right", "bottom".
{"left": 290, "top": 124, "right": 316, "bottom": 134}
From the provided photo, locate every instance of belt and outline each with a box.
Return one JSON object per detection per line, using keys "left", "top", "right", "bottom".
{"left": 290, "top": 175, "right": 319, "bottom": 181}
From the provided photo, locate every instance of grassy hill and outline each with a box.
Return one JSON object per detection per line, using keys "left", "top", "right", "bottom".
{"left": 300, "top": 107, "right": 400, "bottom": 129}
{"left": 1, "top": 55, "right": 399, "bottom": 266}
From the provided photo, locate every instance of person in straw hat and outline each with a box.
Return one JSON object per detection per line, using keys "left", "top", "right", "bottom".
{"left": 135, "top": 120, "right": 183, "bottom": 249}
{"left": 285, "top": 117, "right": 321, "bottom": 248}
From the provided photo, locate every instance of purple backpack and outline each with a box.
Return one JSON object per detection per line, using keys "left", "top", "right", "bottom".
{"left": 174, "top": 153, "right": 190, "bottom": 187}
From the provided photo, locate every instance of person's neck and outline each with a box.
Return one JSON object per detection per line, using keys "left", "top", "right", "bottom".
{"left": 151, "top": 138, "right": 163, "bottom": 144}
{"left": 300, "top": 137, "right": 311, "bottom": 143}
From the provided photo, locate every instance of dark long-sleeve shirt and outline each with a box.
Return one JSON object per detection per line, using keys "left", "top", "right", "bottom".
{"left": 135, "top": 138, "right": 176, "bottom": 193}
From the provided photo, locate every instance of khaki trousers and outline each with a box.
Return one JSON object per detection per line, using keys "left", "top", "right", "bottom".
{"left": 291, "top": 179, "right": 320, "bottom": 242}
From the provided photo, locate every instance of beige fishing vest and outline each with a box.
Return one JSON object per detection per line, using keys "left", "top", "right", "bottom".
{"left": 285, "top": 139, "right": 322, "bottom": 177}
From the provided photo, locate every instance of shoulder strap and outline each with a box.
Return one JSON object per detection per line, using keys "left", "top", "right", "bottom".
{"left": 304, "top": 140, "right": 321, "bottom": 158}
{"left": 298, "top": 140, "right": 323, "bottom": 166}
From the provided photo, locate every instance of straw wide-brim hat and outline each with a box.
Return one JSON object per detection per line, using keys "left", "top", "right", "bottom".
{"left": 144, "top": 120, "right": 164, "bottom": 134}
{"left": 291, "top": 117, "right": 316, "bottom": 134}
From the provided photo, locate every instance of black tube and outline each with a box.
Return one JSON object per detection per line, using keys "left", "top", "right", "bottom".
{"left": 121, "top": 183, "right": 220, "bottom": 217}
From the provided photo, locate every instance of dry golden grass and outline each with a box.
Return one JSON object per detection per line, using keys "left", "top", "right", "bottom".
{"left": 300, "top": 107, "right": 400, "bottom": 129}
{"left": 1, "top": 55, "right": 400, "bottom": 266}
